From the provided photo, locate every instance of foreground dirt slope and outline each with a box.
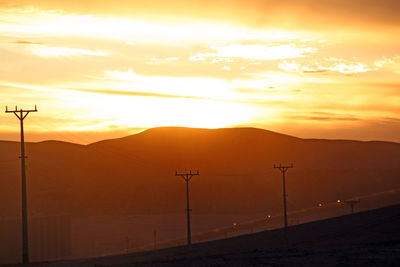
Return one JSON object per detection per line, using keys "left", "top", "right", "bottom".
{"left": 31, "top": 203, "right": 400, "bottom": 266}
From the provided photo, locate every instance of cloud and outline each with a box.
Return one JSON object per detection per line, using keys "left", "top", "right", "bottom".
{"left": 209, "top": 44, "right": 316, "bottom": 61}
{"left": 0, "top": 7, "right": 300, "bottom": 46}
{"left": 30, "top": 46, "right": 109, "bottom": 58}
{"left": 374, "top": 56, "right": 400, "bottom": 67}
{"left": 0, "top": 19, "right": 19, "bottom": 24}
{"left": 190, "top": 44, "right": 316, "bottom": 64}
{"left": 319, "top": 63, "right": 374, "bottom": 75}
{"left": 288, "top": 115, "right": 360, "bottom": 122}
{"left": 165, "top": 57, "right": 179, "bottom": 61}
{"left": 373, "top": 56, "right": 400, "bottom": 74}
{"left": 64, "top": 88, "right": 212, "bottom": 101}
{"left": 3, "top": 0, "right": 399, "bottom": 30}
{"left": 301, "top": 66, "right": 327, "bottom": 74}
{"left": 278, "top": 60, "right": 376, "bottom": 75}
{"left": 189, "top": 55, "right": 206, "bottom": 61}
{"left": 104, "top": 68, "right": 137, "bottom": 81}
{"left": 278, "top": 61, "right": 299, "bottom": 72}
{"left": 11, "top": 40, "right": 43, "bottom": 45}
{"left": 64, "top": 87, "right": 288, "bottom": 106}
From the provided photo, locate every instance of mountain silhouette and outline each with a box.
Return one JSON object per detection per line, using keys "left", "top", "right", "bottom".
{"left": 0, "top": 126, "right": 399, "bottom": 217}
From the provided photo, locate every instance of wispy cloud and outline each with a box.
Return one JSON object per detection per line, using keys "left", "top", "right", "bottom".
{"left": 278, "top": 59, "right": 376, "bottom": 75}
{"left": 165, "top": 57, "right": 179, "bottom": 61}
{"left": 7, "top": 0, "right": 400, "bottom": 30}
{"left": 278, "top": 61, "right": 299, "bottom": 72}
{"left": 65, "top": 88, "right": 212, "bottom": 101}
{"left": 287, "top": 115, "right": 360, "bottom": 121}
{"left": 193, "top": 44, "right": 317, "bottom": 61}
{"left": 319, "top": 62, "right": 374, "bottom": 75}
{"left": 30, "top": 46, "right": 109, "bottom": 58}
{"left": 301, "top": 66, "right": 327, "bottom": 73}
{"left": 12, "top": 40, "right": 43, "bottom": 45}
{"left": 0, "top": 19, "right": 19, "bottom": 24}
{"left": 63, "top": 87, "right": 288, "bottom": 107}
{"left": 104, "top": 69, "right": 137, "bottom": 81}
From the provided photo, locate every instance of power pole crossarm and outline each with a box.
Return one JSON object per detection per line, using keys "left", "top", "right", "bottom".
{"left": 6, "top": 105, "right": 38, "bottom": 264}
{"left": 274, "top": 163, "right": 293, "bottom": 228}
{"left": 175, "top": 170, "right": 199, "bottom": 246}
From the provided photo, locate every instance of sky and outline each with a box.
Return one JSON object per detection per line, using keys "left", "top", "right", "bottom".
{"left": 1, "top": 0, "right": 400, "bottom": 144}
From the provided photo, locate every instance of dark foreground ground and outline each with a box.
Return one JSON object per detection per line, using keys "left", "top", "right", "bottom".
{"left": 13, "top": 204, "right": 400, "bottom": 266}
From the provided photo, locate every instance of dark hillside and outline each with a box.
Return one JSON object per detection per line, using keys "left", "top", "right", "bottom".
{"left": 29, "top": 203, "right": 400, "bottom": 266}
{"left": 0, "top": 127, "right": 399, "bottom": 216}
{"left": 1, "top": 127, "right": 400, "bottom": 263}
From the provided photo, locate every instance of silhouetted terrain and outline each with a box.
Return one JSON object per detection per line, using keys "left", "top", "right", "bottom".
{"left": 2, "top": 127, "right": 399, "bottom": 216}
{"left": 26, "top": 203, "right": 400, "bottom": 266}
{"left": 1, "top": 127, "right": 400, "bottom": 262}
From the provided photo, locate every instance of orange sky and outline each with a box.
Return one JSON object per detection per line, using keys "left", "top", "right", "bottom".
{"left": 1, "top": 0, "right": 400, "bottom": 144}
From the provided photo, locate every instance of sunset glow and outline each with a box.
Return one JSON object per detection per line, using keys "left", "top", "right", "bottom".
{"left": 1, "top": 1, "right": 400, "bottom": 143}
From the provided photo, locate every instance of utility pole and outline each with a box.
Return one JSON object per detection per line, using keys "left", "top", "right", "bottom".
{"left": 125, "top": 236, "right": 129, "bottom": 254}
{"left": 274, "top": 163, "right": 293, "bottom": 228}
{"left": 6, "top": 105, "right": 37, "bottom": 264}
{"left": 153, "top": 230, "right": 157, "bottom": 250}
{"left": 344, "top": 199, "right": 360, "bottom": 214}
{"left": 175, "top": 170, "right": 199, "bottom": 246}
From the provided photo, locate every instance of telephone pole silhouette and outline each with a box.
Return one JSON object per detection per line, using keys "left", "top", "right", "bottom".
{"left": 175, "top": 170, "right": 199, "bottom": 246}
{"left": 344, "top": 199, "right": 360, "bottom": 214}
{"left": 274, "top": 163, "right": 293, "bottom": 228}
{"left": 153, "top": 230, "right": 157, "bottom": 250}
{"left": 6, "top": 105, "right": 37, "bottom": 264}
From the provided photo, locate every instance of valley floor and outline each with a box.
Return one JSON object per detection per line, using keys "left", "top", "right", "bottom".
{"left": 18, "top": 204, "right": 400, "bottom": 266}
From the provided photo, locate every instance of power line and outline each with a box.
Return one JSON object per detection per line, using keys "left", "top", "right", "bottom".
{"left": 5, "top": 105, "right": 38, "bottom": 264}
{"left": 175, "top": 170, "right": 199, "bottom": 246}
{"left": 273, "top": 163, "right": 293, "bottom": 228}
